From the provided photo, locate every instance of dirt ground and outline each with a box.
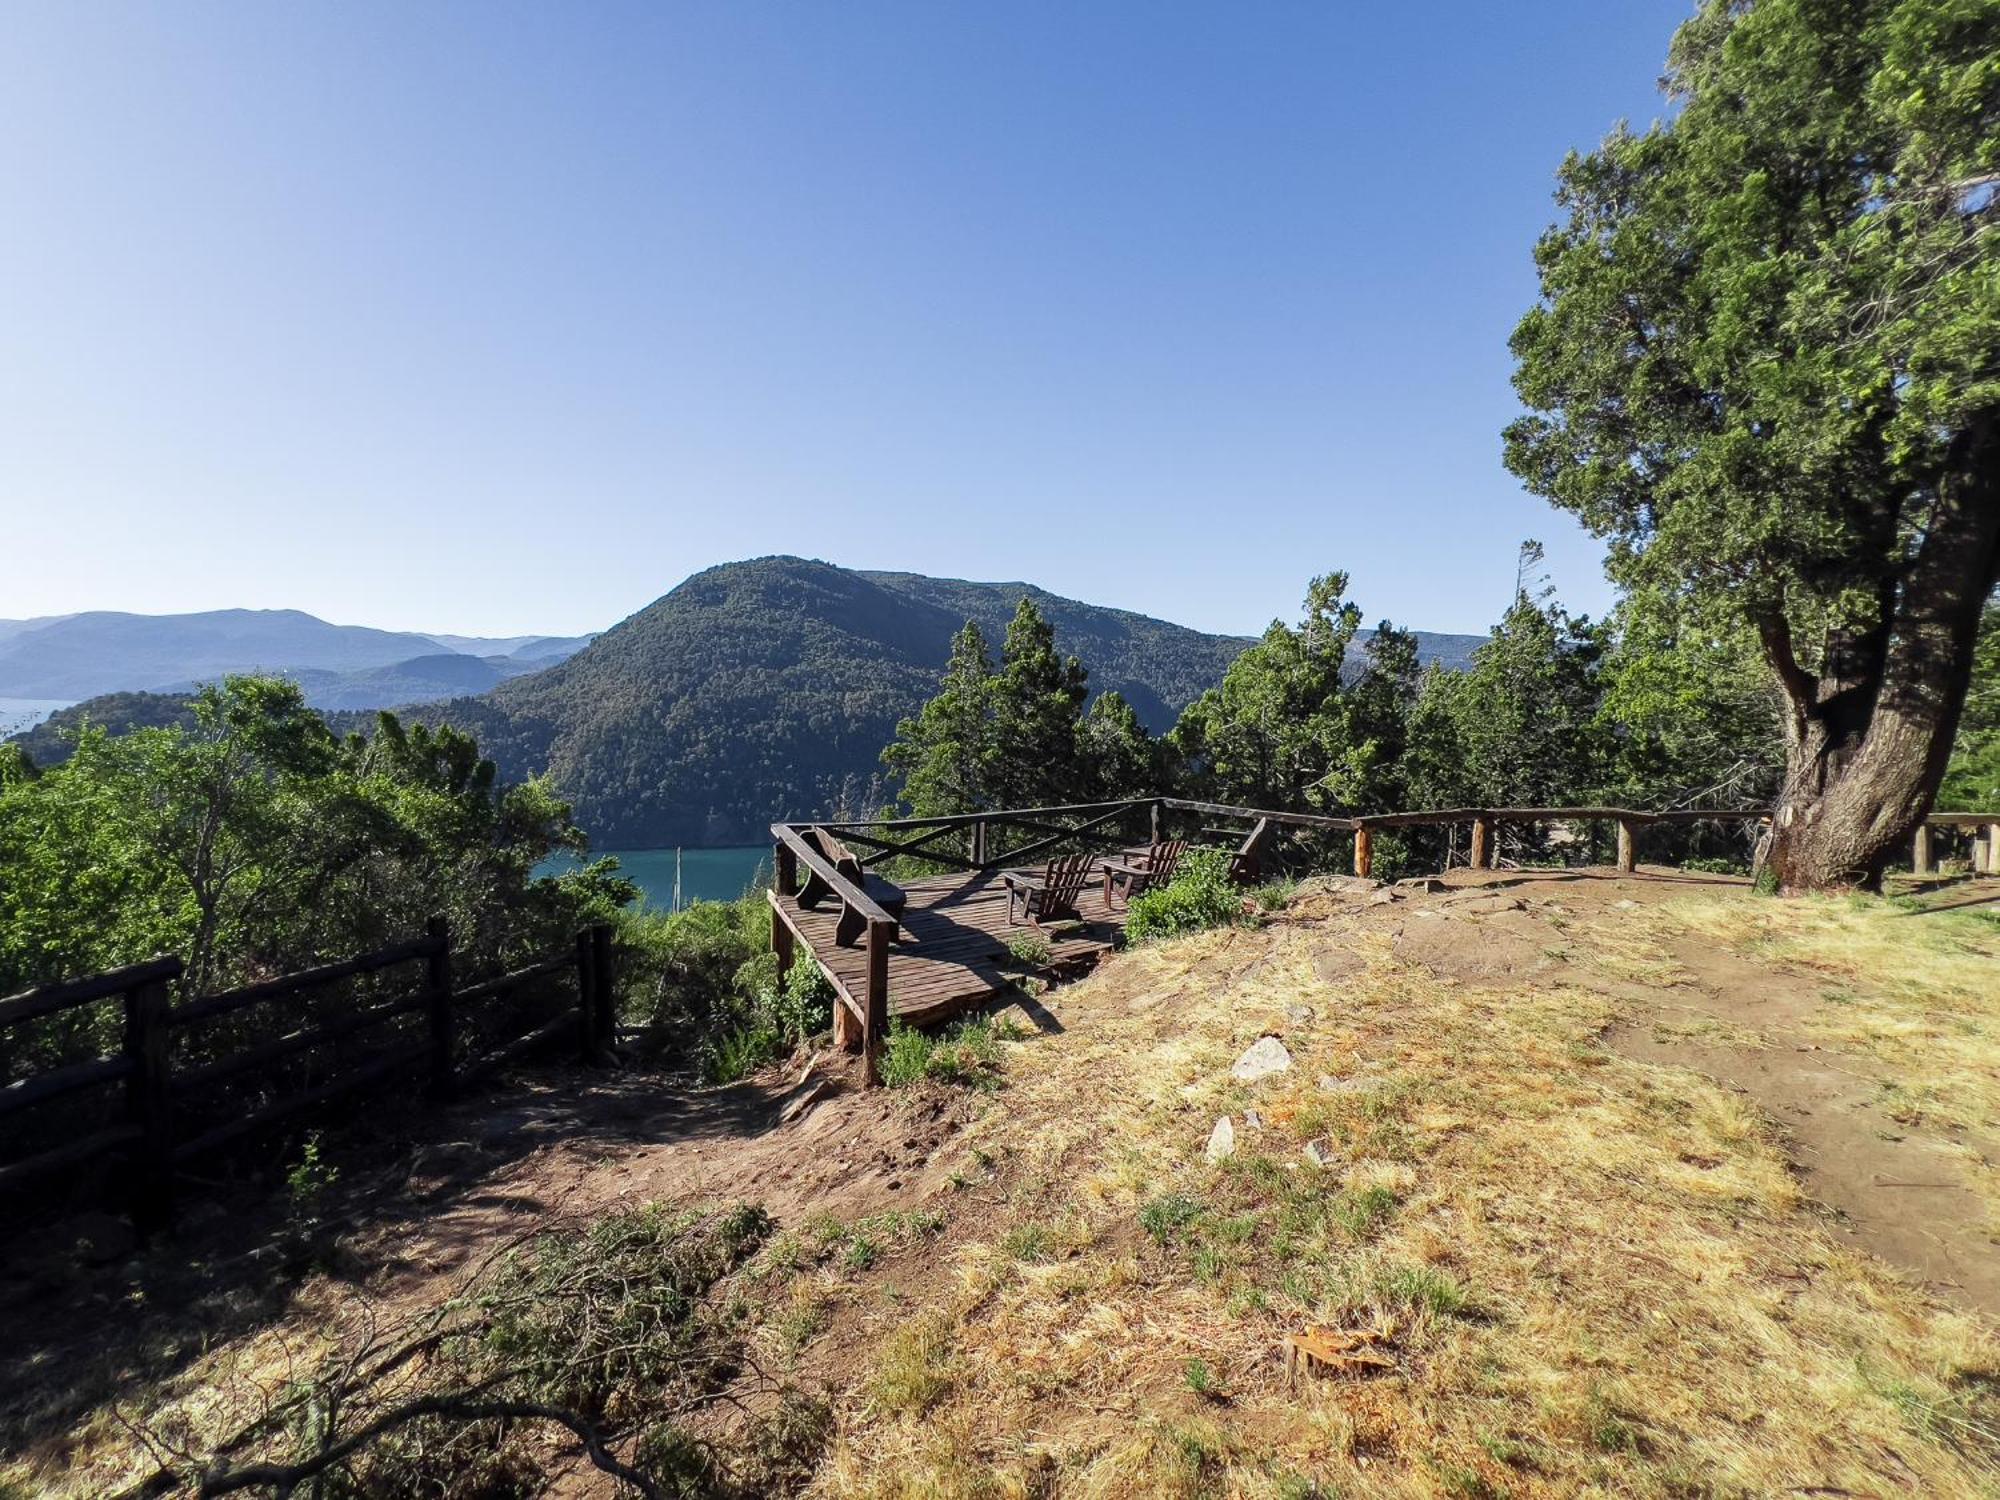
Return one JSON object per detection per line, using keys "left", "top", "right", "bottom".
{"left": 7, "top": 866, "right": 1999, "bottom": 1496}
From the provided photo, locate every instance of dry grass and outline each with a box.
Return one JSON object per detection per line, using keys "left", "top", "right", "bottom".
{"left": 814, "top": 916, "right": 2000, "bottom": 1498}
{"left": 1630, "top": 893, "right": 2000, "bottom": 1136}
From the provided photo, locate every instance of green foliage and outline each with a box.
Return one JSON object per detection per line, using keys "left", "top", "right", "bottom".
{"left": 1123, "top": 847, "right": 1242, "bottom": 943}
{"left": 1505, "top": 0, "right": 2000, "bottom": 868}
{"left": 284, "top": 1132, "right": 340, "bottom": 1217}
{"left": 1168, "top": 572, "right": 1418, "bottom": 820}
{"left": 882, "top": 594, "right": 1163, "bottom": 828}
{"left": 0, "top": 677, "right": 629, "bottom": 1075}
{"left": 1004, "top": 931, "right": 1052, "bottom": 968}
{"left": 1139, "top": 1192, "right": 1205, "bottom": 1245}
{"left": 1941, "top": 598, "right": 2000, "bottom": 812}
{"left": 879, "top": 1017, "right": 1006, "bottom": 1088}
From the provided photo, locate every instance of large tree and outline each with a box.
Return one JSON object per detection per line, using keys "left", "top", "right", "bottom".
{"left": 1505, "top": 0, "right": 2000, "bottom": 889}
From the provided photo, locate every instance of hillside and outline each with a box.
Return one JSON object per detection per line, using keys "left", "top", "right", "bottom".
{"left": 12, "top": 871, "right": 1999, "bottom": 1497}
{"left": 389, "top": 557, "right": 1269, "bottom": 847}
{"left": 9, "top": 560, "right": 1489, "bottom": 846}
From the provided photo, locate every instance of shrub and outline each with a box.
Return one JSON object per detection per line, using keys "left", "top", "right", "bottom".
{"left": 880, "top": 1017, "right": 1005, "bottom": 1088}
{"left": 1124, "top": 848, "right": 1243, "bottom": 943}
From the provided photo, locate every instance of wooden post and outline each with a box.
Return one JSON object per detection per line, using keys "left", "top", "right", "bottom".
{"left": 1985, "top": 824, "right": 2000, "bottom": 876}
{"left": 1616, "top": 818, "right": 1637, "bottom": 874}
{"left": 425, "top": 916, "right": 455, "bottom": 1100}
{"left": 124, "top": 972, "right": 175, "bottom": 1233}
{"left": 863, "top": 918, "right": 891, "bottom": 1087}
{"left": 1353, "top": 824, "right": 1373, "bottom": 880}
{"left": 591, "top": 923, "right": 615, "bottom": 1057}
{"left": 1150, "top": 799, "right": 1163, "bottom": 846}
{"left": 772, "top": 838, "right": 798, "bottom": 982}
{"left": 575, "top": 928, "right": 598, "bottom": 1062}
{"left": 970, "top": 818, "right": 988, "bottom": 869}
{"left": 1913, "top": 823, "right": 1933, "bottom": 875}
{"left": 1470, "top": 815, "right": 1491, "bottom": 871}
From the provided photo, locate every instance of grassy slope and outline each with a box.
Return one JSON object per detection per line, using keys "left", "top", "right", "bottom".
{"left": 800, "top": 900, "right": 2000, "bottom": 1497}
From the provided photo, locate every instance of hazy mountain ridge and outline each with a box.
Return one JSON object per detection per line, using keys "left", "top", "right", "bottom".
{"left": 0, "top": 609, "right": 592, "bottom": 703}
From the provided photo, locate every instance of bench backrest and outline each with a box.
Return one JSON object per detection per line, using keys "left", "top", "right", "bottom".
{"left": 1147, "top": 838, "right": 1188, "bottom": 885}
{"left": 1041, "top": 852, "right": 1095, "bottom": 914}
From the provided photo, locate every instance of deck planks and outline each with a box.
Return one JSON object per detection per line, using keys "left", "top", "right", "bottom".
{"left": 785, "top": 865, "right": 1128, "bottom": 1028}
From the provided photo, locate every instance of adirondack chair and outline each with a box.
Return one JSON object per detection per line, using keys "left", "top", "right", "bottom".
{"left": 1099, "top": 837, "right": 1188, "bottom": 909}
{"left": 796, "top": 827, "right": 907, "bottom": 947}
{"left": 1003, "top": 852, "right": 1095, "bottom": 928}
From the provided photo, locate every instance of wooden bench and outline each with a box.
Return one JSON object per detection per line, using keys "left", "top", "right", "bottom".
{"left": 1100, "top": 837, "right": 1188, "bottom": 910}
{"left": 796, "top": 827, "right": 907, "bottom": 947}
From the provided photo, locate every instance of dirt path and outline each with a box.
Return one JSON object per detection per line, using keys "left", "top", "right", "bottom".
{"left": 1291, "top": 867, "right": 2000, "bottom": 1320}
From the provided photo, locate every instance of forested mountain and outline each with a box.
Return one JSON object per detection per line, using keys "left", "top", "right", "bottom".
{"left": 0, "top": 609, "right": 591, "bottom": 701}
{"left": 11, "top": 558, "right": 1488, "bottom": 847}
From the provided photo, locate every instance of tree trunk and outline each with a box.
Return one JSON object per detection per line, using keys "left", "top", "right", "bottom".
{"left": 1761, "top": 420, "right": 2000, "bottom": 891}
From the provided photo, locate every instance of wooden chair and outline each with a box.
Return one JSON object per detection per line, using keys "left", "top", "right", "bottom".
{"left": 1100, "top": 837, "right": 1188, "bottom": 910}
{"left": 796, "top": 827, "right": 907, "bottom": 947}
{"left": 1003, "top": 852, "right": 1095, "bottom": 928}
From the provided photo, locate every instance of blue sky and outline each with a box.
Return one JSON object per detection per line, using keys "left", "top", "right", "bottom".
{"left": 2, "top": 3, "right": 1694, "bottom": 639}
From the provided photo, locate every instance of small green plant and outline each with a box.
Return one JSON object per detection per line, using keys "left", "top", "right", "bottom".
{"left": 1332, "top": 1185, "right": 1399, "bottom": 1239}
{"left": 1005, "top": 931, "right": 1052, "bottom": 968}
{"left": 1183, "top": 1357, "right": 1219, "bottom": 1397}
{"left": 1250, "top": 877, "right": 1299, "bottom": 912}
{"left": 880, "top": 1018, "right": 1005, "bottom": 1088}
{"left": 1379, "top": 1263, "right": 1470, "bottom": 1318}
{"left": 1139, "top": 1192, "right": 1204, "bottom": 1245}
{"left": 1124, "top": 848, "right": 1244, "bottom": 943}
{"left": 1001, "top": 1223, "right": 1053, "bottom": 1262}
{"left": 842, "top": 1234, "right": 880, "bottom": 1272}
{"left": 703, "top": 1021, "right": 782, "bottom": 1083}
{"left": 285, "top": 1132, "right": 339, "bottom": 1213}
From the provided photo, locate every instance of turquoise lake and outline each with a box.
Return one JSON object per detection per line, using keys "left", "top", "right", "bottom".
{"left": 545, "top": 845, "right": 770, "bottom": 910}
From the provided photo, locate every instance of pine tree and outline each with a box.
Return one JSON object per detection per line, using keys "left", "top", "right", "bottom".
{"left": 988, "top": 598, "right": 1090, "bottom": 808}
{"left": 880, "top": 621, "right": 997, "bottom": 818}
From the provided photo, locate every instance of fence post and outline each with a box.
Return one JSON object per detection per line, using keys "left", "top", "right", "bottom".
{"left": 971, "top": 817, "right": 988, "bottom": 869}
{"left": 425, "top": 916, "right": 455, "bottom": 1100}
{"left": 1986, "top": 823, "right": 2000, "bottom": 876}
{"left": 1470, "top": 815, "right": 1491, "bottom": 871}
{"left": 124, "top": 971, "right": 175, "bottom": 1234}
{"left": 1616, "top": 818, "right": 1637, "bottom": 874}
{"left": 772, "top": 840, "right": 796, "bottom": 983}
{"left": 1353, "top": 824, "right": 1373, "bottom": 880}
{"left": 1913, "top": 823, "right": 1933, "bottom": 875}
{"left": 575, "top": 928, "right": 598, "bottom": 1063}
{"left": 863, "top": 918, "right": 890, "bottom": 1087}
{"left": 1150, "top": 799, "right": 1163, "bottom": 847}
{"left": 591, "top": 923, "right": 615, "bottom": 1058}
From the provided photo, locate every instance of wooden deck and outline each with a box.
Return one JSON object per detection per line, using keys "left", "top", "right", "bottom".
{"left": 783, "top": 866, "right": 1128, "bottom": 1028}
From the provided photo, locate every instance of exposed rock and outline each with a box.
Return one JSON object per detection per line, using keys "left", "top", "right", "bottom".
{"left": 1368, "top": 889, "right": 1401, "bottom": 906}
{"left": 1205, "top": 1116, "right": 1236, "bottom": 1163}
{"left": 1286, "top": 1004, "right": 1316, "bottom": 1026}
{"left": 1244, "top": 1108, "right": 1264, "bottom": 1131}
{"left": 1455, "top": 895, "right": 1527, "bottom": 916}
{"left": 1395, "top": 877, "right": 1446, "bottom": 893}
{"left": 1231, "top": 1036, "right": 1292, "bottom": 1083}
{"left": 1302, "top": 1139, "right": 1333, "bottom": 1168}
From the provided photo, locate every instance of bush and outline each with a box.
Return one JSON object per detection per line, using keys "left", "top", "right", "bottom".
{"left": 880, "top": 1017, "right": 1005, "bottom": 1088}
{"left": 1123, "top": 847, "right": 1243, "bottom": 944}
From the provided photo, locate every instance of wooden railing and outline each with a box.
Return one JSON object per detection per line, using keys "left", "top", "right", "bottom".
{"left": 766, "top": 824, "right": 897, "bottom": 1085}
{"left": 0, "top": 921, "right": 615, "bottom": 1230}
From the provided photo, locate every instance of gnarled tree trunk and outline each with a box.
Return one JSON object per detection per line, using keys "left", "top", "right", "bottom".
{"left": 1760, "top": 421, "right": 2000, "bottom": 891}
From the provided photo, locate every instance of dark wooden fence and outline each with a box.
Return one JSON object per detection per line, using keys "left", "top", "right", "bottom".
{"left": 0, "top": 920, "right": 614, "bottom": 1230}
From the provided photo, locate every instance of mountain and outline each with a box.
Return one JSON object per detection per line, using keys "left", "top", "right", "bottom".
{"left": 9, "top": 560, "right": 1488, "bottom": 847}
{"left": 422, "top": 633, "right": 599, "bottom": 663}
{"left": 0, "top": 609, "right": 592, "bottom": 702}
{"left": 351, "top": 557, "right": 1483, "bottom": 848}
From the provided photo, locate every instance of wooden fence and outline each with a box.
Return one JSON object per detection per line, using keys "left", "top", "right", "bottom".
{"left": 0, "top": 921, "right": 615, "bottom": 1229}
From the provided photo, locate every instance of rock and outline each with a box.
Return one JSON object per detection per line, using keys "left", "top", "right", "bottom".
{"left": 1395, "top": 877, "right": 1445, "bottom": 893}
{"left": 1244, "top": 1108, "right": 1264, "bottom": 1131}
{"left": 1367, "top": 889, "right": 1402, "bottom": 906}
{"left": 1231, "top": 1036, "right": 1292, "bottom": 1083}
{"left": 1302, "top": 1139, "right": 1332, "bottom": 1168}
{"left": 1286, "top": 1004, "right": 1316, "bottom": 1025}
{"left": 1317, "top": 1074, "right": 1381, "bottom": 1096}
{"left": 1205, "top": 1116, "right": 1236, "bottom": 1163}
{"left": 1455, "top": 895, "right": 1526, "bottom": 915}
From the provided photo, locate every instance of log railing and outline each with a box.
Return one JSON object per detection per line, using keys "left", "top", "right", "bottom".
{"left": 0, "top": 921, "right": 615, "bottom": 1231}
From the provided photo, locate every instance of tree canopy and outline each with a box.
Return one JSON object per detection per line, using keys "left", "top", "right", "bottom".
{"left": 1505, "top": 0, "right": 2000, "bottom": 888}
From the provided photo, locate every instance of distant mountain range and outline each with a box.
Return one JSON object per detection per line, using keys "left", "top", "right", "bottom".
{"left": 8, "top": 560, "right": 1487, "bottom": 846}
{"left": 0, "top": 609, "right": 593, "bottom": 703}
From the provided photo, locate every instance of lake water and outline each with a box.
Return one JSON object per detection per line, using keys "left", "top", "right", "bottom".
{"left": 0, "top": 698, "right": 71, "bottom": 736}
{"left": 545, "top": 845, "right": 771, "bottom": 910}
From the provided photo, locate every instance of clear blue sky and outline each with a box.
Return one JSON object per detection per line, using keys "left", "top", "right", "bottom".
{"left": 2, "top": 2, "right": 1693, "bottom": 640}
